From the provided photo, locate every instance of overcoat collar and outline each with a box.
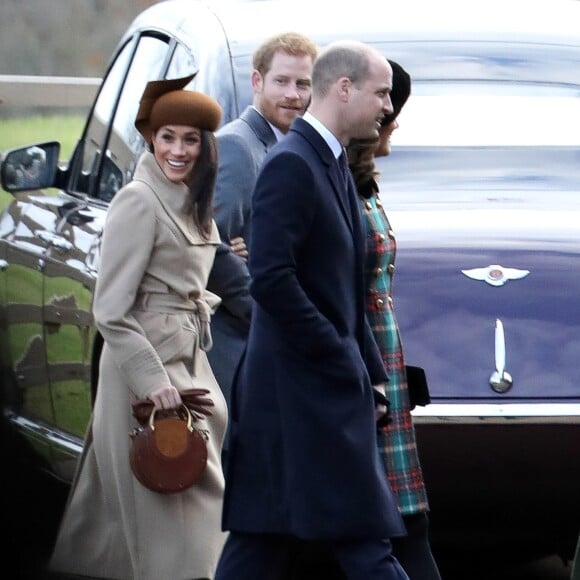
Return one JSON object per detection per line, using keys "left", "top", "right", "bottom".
{"left": 240, "top": 106, "right": 278, "bottom": 149}
{"left": 133, "top": 152, "right": 219, "bottom": 245}
{"left": 290, "top": 117, "right": 354, "bottom": 233}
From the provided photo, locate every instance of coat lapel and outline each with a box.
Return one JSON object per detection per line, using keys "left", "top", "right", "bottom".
{"left": 240, "top": 106, "right": 277, "bottom": 150}
{"left": 291, "top": 118, "right": 354, "bottom": 233}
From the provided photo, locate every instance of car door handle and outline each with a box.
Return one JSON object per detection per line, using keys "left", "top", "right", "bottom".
{"left": 37, "top": 231, "right": 73, "bottom": 251}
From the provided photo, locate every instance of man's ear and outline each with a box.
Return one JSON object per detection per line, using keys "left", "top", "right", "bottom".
{"left": 251, "top": 69, "right": 263, "bottom": 92}
{"left": 337, "top": 76, "right": 352, "bottom": 102}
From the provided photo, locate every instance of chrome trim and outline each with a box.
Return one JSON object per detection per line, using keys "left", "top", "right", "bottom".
{"left": 461, "top": 264, "right": 530, "bottom": 287}
{"left": 412, "top": 403, "right": 580, "bottom": 424}
{"left": 489, "top": 318, "right": 513, "bottom": 393}
{"left": 7, "top": 412, "right": 83, "bottom": 455}
{"left": 38, "top": 230, "right": 73, "bottom": 251}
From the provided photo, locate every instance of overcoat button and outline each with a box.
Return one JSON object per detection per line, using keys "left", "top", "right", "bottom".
{"left": 375, "top": 267, "right": 383, "bottom": 276}
{"left": 387, "top": 229, "right": 395, "bottom": 239}
{"left": 365, "top": 201, "right": 373, "bottom": 210}
{"left": 378, "top": 233, "right": 386, "bottom": 242}
{"left": 376, "top": 298, "right": 385, "bottom": 308}
{"left": 387, "top": 264, "right": 395, "bottom": 274}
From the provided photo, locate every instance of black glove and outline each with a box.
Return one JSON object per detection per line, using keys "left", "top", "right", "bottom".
{"left": 373, "top": 388, "right": 392, "bottom": 428}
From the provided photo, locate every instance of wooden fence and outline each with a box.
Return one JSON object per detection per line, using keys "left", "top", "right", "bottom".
{"left": 0, "top": 75, "right": 100, "bottom": 109}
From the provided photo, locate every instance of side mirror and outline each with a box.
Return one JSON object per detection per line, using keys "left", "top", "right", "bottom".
{"left": 0, "top": 141, "right": 60, "bottom": 193}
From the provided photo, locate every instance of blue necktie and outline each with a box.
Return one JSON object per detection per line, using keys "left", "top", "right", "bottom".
{"left": 338, "top": 150, "right": 350, "bottom": 188}
{"left": 337, "top": 150, "right": 357, "bottom": 219}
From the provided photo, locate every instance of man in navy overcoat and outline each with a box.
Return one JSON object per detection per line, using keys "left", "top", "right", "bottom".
{"left": 217, "top": 41, "right": 408, "bottom": 580}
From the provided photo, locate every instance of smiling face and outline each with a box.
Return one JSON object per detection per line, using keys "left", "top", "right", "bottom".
{"left": 252, "top": 49, "right": 314, "bottom": 133}
{"left": 151, "top": 125, "right": 202, "bottom": 183}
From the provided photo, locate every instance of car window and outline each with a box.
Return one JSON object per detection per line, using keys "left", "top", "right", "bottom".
{"left": 98, "top": 35, "right": 173, "bottom": 202}
{"left": 231, "top": 54, "right": 253, "bottom": 114}
{"left": 166, "top": 41, "right": 198, "bottom": 82}
{"left": 374, "top": 41, "right": 580, "bottom": 147}
{"left": 393, "top": 84, "right": 580, "bottom": 146}
{"left": 69, "top": 38, "right": 134, "bottom": 198}
{"left": 69, "top": 34, "right": 197, "bottom": 203}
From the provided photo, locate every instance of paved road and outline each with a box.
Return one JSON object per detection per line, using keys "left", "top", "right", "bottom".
{"left": 7, "top": 538, "right": 576, "bottom": 579}
{"left": 440, "top": 554, "right": 571, "bottom": 579}
{"left": 2, "top": 421, "right": 574, "bottom": 580}
{"left": 41, "top": 555, "right": 571, "bottom": 579}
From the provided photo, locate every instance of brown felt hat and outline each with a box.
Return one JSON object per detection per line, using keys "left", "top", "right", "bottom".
{"left": 135, "top": 74, "right": 222, "bottom": 143}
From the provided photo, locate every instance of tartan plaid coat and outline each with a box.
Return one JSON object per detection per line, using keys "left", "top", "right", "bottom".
{"left": 360, "top": 183, "right": 430, "bottom": 516}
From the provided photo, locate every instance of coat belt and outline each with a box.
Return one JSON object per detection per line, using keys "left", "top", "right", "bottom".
{"left": 134, "top": 292, "right": 214, "bottom": 366}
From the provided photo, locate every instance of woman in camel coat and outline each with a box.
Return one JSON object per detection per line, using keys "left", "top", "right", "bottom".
{"left": 50, "top": 76, "right": 227, "bottom": 580}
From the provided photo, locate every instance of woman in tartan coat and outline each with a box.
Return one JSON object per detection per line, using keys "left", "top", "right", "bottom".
{"left": 347, "top": 60, "right": 441, "bottom": 580}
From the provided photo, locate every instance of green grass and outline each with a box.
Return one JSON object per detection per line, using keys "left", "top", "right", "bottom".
{"left": 0, "top": 114, "right": 85, "bottom": 208}
{"left": 0, "top": 114, "right": 85, "bottom": 158}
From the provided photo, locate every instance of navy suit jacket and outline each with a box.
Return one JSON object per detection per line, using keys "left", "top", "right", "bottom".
{"left": 222, "top": 117, "right": 404, "bottom": 540}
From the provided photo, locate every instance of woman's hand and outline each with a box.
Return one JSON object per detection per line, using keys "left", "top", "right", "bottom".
{"left": 147, "top": 384, "right": 182, "bottom": 410}
{"left": 230, "top": 236, "right": 248, "bottom": 261}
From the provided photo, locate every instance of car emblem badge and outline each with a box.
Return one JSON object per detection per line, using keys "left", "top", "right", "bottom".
{"left": 461, "top": 264, "right": 530, "bottom": 287}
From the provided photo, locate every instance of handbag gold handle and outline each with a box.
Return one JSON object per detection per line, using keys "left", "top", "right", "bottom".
{"left": 148, "top": 403, "right": 193, "bottom": 432}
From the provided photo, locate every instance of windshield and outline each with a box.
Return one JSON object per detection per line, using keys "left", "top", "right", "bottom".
{"left": 393, "top": 82, "right": 580, "bottom": 147}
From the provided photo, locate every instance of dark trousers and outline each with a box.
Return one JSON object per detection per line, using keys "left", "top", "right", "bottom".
{"left": 215, "top": 531, "right": 409, "bottom": 580}
{"left": 392, "top": 512, "right": 441, "bottom": 580}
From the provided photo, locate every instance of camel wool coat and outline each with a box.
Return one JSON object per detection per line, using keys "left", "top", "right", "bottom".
{"left": 49, "top": 152, "right": 228, "bottom": 580}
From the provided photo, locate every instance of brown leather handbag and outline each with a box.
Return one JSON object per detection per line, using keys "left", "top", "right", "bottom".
{"left": 129, "top": 403, "right": 208, "bottom": 494}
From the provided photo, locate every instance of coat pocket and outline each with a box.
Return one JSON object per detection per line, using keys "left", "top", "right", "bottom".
{"left": 136, "top": 311, "right": 197, "bottom": 365}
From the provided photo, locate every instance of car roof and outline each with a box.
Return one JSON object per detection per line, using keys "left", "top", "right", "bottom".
{"left": 121, "top": 0, "right": 580, "bottom": 145}
{"left": 131, "top": 0, "right": 580, "bottom": 55}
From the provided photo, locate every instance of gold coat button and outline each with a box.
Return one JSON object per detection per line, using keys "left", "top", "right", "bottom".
{"left": 387, "top": 264, "right": 395, "bottom": 274}
{"left": 376, "top": 198, "right": 383, "bottom": 207}
{"left": 374, "top": 267, "right": 383, "bottom": 276}
{"left": 376, "top": 298, "right": 385, "bottom": 308}
{"left": 387, "top": 229, "right": 395, "bottom": 239}
{"left": 365, "top": 201, "right": 373, "bottom": 210}
{"left": 387, "top": 296, "right": 393, "bottom": 305}
{"left": 378, "top": 233, "right": 386, "bottom": 242}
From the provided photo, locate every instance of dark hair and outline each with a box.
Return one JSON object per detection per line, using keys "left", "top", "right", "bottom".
{"left": 381, "top": 60, "right": 411, "bottom": 127}
{"left": 184, "top": 129, "right": 218, "bottom": 239}
{"left": 347, "top": 137, "right": 379, "bottom": 196}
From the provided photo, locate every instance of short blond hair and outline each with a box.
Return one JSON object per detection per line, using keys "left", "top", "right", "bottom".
{"left": 253, "top": 32, "right": 318, "bottom": 76}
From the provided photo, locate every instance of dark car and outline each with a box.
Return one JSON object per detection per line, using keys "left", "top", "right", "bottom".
{"left": 1, "top": 0, "right": 579, "bottom": 562}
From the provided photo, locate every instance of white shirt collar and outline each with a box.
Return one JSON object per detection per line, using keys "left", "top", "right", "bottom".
{"left": 302, "top": 111, "right": 343, "bottom": 159}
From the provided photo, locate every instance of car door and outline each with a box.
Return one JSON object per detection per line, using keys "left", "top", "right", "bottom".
{"left": 0, "top": 195, "right": 60, "bottom": 462}
{"left": 45, "top": 31, "right": 198, "bottom": 480}
{"left": 42, "top": 200, "right": 104, "bottom": 463}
